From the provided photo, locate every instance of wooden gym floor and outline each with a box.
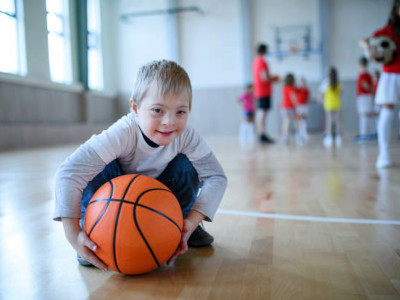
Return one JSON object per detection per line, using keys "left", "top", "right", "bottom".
{"left": 1, "top": 134, "right": 400, "bottom": 300}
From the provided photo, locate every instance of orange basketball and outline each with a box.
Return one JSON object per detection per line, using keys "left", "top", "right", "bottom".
{"left": 84, "top": 174, "right": 183, "bottom": 275}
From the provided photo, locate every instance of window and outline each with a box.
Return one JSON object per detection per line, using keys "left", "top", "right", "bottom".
{"left": 46, "top": 0, "right": 71, "bottom": 83}
{"left": 0, "top": 0, "right": 26, "bottom": 75}
{"left": 87, "top": 0, "right": 103, "bottom": 90}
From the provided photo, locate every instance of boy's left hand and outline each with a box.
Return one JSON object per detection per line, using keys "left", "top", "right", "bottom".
{"left": 166, "top": 211, "right": 204, "bottom": 265}
{"left": 166, "top": 222, "right": 191, "bottom": 265}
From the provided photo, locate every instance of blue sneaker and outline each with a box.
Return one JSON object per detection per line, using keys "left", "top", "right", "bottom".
{"left": 77, "top": 254, "right": 93, "bottom": 267}
{"left": 353, "top": 135, "right": 368, "bottom": 144}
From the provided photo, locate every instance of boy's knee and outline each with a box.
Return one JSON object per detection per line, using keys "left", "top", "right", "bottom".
{"left": 158, "top": 154, "right": 199, "bottom": 192}
{"left": 174, "top": 154, "right": 195, "bottom": 173}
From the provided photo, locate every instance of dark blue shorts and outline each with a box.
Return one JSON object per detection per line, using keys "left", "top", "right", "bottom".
{"left": 257, "top": 96, "right": 271, "bottom": 110}
{"left": 244, "top": 111, "right": 255, "bottom": 118}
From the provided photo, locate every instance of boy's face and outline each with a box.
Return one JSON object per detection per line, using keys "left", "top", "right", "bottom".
{"left": 131, "top": 85, "right": 190, "bottom": 146}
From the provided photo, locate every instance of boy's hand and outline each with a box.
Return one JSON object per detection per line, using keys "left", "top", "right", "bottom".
{"left": 62, "top": 218, "right": 108, "bottom": 271}
{"left": 166, "top": 222, "right": 191, "bottom": 265}
{"left": 271, "top": 75, "right": 280, "bottom": 82}
{"left": 166, "top": 210, "right": 205, "bottom": 265}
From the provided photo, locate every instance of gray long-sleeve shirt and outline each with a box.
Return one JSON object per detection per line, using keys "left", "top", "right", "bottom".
{"left": 54, "top": 113, "right": 227, "bottom": 222}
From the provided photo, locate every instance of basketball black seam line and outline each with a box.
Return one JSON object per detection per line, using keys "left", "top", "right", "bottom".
{"left": 89, "top": 191, "right": 182, "bottom": 232}
{"left": 132, "top": 187, "right": 184, "bottom": 267}
{"left": 132, "top": 188, "right": 164, "bottom": 267}
{"left": 113, "top": 175, "right": 139, "bottom": 273}
{"left": 87, "top": 181, "right": 114, "bottom": 238}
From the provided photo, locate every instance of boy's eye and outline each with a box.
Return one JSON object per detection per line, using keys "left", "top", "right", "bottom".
{"left": 152, "top": 108, "right": 162, "bottom": 114}
{"left": 177, "top": 110, "right": 187, "bottom": 115}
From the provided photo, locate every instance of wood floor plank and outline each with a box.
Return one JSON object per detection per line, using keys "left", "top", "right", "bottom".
{"left": 1, "top": 135, "right": 400, "bottom": 299}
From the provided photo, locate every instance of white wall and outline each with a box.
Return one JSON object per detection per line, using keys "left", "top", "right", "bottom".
{"left": 252, "top": 0, "right": 321, "bottom": 82}
{"left": 178, "top": 0, "right": 244, "bottom": 88}
{"left": 100, "top": 0, "right": 118, "bottom": 94}
{"left": 329, "top": 0, "right": 392, "bottom": 80}
{"left": 117, "top": 0, "right": 175, "bottom": 95}
{"left": 115, "top": 0, "right": 393, "bottom": 94}
{"left": 116, "top": 0, "right": 244, "bottom": 91}
{"left": 23, "top": 0, "right": 50, "bottom": 81}
{"left": 7, "top": 0, "right": 394, "bottom": 95}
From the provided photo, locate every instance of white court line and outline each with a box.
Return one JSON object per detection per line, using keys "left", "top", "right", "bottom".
{"left": 217, "top": 209, "right": 400, "bottom": 225}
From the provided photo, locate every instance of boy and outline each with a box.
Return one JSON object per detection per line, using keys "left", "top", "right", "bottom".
{"left": 354, "top": 57, "right": 374, "bottom": 144}
{"left": 54, "top": 60, "right": 227, "bottom": 271}
{"left": 252, "top": 44, "right": 279, "bottom": 144}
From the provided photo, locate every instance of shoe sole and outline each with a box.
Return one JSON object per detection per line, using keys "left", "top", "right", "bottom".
{"left": 188, "top": 237, "right": 214, "bottom": 247}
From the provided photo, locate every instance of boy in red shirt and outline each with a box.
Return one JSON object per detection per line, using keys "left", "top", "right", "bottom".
{"left": 253, "top": 44, "right": 279, "bottom": 144}
{"left": 354, "top": 57, "right": 374, "bottom": 143}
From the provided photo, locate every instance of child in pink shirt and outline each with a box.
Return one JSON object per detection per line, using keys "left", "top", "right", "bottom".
{"left": 238, "top": 84, "right": 256, "bottom": 145}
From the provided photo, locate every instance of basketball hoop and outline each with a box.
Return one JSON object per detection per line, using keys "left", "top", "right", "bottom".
{"left": 288, "top": 43, "right": 300, "bottom": 54}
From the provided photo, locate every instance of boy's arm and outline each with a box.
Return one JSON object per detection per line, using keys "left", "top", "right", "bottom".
{"left": 361, "top": 77, "right": 373, "bottom": 93}
{"left": 191, "top": 152, "right": 227, "bottom": 222}
{"left": 260, "top": 69, "right": 269, "bottom": 82}
{"left": 54, "top": 144, "right": 108, "bottom": 221}
{"left": 55, "top": 144, "right": 121, "bottom": 270}
{"left": 55, "top": 114, "right": 136, "bottom": 269}
{"left": 261, "top": 70, "right": 277, "bottom": 83}
{"left": 290, "top": 90, "right": 298, "bottom": 107}
{"left": 55, "top": 144, "right": 111, "bottom": 267}
{"left": 54, "top": 115, "right": 134, "bottom": 221}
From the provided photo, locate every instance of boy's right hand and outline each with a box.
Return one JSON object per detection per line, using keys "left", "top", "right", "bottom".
{"left": 61, "top": 218, "right": 108, "bottom": 271}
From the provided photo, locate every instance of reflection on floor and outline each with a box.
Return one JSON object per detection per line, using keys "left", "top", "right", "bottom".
{"left": 1, "top": 134, "right": 399, "bottom": 299}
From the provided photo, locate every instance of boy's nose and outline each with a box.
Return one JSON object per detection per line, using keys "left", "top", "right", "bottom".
{"left": 161, "top": 113, "right": 176, "bottom": 126}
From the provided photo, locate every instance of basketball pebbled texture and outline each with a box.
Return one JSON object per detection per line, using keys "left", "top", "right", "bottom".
{"left": 84, "top": 174, "right": 183, "bottom": 275}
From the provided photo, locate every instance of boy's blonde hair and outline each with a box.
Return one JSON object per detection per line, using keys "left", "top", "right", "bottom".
{"left": 131, "top": 60, "right": 192, "bottom": 110}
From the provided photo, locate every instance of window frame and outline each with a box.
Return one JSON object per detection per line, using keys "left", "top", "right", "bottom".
{"left": 46, "top": 0, "right": 72, "bottom": 84}
{"left": 0, "top": 0, "right": 26, "bottom": 76}
{"left": 87, "top": 0, "right": 103, "bottom": 90}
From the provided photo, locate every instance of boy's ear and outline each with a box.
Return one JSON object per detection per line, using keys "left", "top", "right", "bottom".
{"left": 130, "top": 99, "right": 139, "bottom": 115}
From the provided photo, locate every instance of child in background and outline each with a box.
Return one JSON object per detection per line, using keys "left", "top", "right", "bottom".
{"left": 54, "top": 60, "right": 227, "bottom": 270}
{"left": 369, "top": 70, "right": 381, "bottom": 140}
{"left": 253, "top": 43, "right": 280, "bottom": 144}
{"left": 238, "top": 83, "right": 256, "bottom": 145}
{"left": 321, "top": 67, "right": 342, "bottom": 148}
{"left": 296, "top": 77, "right": 310, "bottom": 142}
{"left": 373, "top": 70, "right": 380, "bottom": 97}
{"left": 354, "top": 57, "right": 374, "bottom": 143}
{"left": 281, "top": 73, "right": 300, "bottom": 144}
{"left": 360, "top": 0, "right": 400, "bottom": 168}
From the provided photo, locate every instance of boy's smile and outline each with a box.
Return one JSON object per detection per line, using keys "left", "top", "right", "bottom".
{"left": 131, "top": 85, "right": 190, "bottom": 146}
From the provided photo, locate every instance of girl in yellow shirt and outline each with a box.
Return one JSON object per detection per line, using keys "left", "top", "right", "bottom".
{"left": 321, "top": 67, "right": 342, "bottom": 147}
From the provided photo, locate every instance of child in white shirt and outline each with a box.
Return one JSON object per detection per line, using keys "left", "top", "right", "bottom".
{"left": 54, "top": 60, "right": 227, "bottom": 270}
